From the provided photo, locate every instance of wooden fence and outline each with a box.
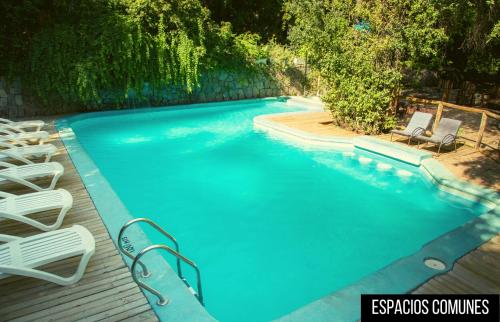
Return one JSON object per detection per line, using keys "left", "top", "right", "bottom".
{"left": 407, "top": 96, "right": 500, "bottom": 149}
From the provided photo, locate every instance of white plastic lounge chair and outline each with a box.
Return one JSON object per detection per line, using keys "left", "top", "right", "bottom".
{"left": 0, "top": 118, "right": 45, "bottom": 132}
{"left": 390, "top": 111, "right": 433, "bottom": 144}
{"left": 0, "top": 126, "right": 49, "bottom": 145}
{"left": 0, "top": 162, "right": 64, "bottom": 191}
{"left": 0, "top": 225, "right": 95, "bottom": 285}
{"left": 0, "top": 189, "right": 73, "bottom": 231}
{"left": 416, "top": 118, "right": 462, "bottom": 154}
{"left": 0, "top": 143, "right": 57, "bottom": 164}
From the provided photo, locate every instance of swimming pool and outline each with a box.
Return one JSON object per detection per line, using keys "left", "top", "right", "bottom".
{"left": 58, "top": 98, "right": 497, "bottom": 322}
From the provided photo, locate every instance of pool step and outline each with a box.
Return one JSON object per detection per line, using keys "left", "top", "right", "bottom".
{"left": 117, "top": 218, "right": 204, "bottom": 307}
{"left": 353, "top": 136, "right": 432, "bottom": 166}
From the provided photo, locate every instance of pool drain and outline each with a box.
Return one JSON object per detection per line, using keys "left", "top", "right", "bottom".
{"left": 424, "top": 258, "right": 446, "bottom": 271}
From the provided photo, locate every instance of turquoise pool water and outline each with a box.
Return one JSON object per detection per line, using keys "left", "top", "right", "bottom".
{"left": 63, "top": 99, "right": 486, "bottom": 322}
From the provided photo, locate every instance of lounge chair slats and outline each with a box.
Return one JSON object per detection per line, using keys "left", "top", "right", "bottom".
{"left": 0, "top": 189, "right": 73, "bottom": 231}
{"left": 0, "top": 162, "right": 64, "bottom": 191}
{"left": 416, "top": 118, "right": 462, "bottom": 154}
{"left": 0, "top": 225, "right": 95, "bottom": 285}
{"left": 0, "top": 118, "right": 45, "bottom": 132}
{"left": 0, "top": 128, "right": 49, "bottom": 145}
{"left": 0, "top": 144, "right": 57, "bottom": 163}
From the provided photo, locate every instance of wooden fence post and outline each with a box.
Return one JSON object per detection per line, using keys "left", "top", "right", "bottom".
{"left": 441, "top": 80, "right": 453, "bottom": 102}
{"left": 475, "top": 112, "right": 488, "bottom": 149}
{"left": 432, "top": 102, "right": 443, "bottom": 133}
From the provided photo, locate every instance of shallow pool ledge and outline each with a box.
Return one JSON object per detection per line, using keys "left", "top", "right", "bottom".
{"left": 254, "top": 113, "right": 499, "bottom": 206}
{"left": 353, "top": 136, "right": 431, "bottom": 166}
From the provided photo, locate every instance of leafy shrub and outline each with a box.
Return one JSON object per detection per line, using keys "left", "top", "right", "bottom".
{"left": 284, "top": 0, "right": 447, "bottom": 134}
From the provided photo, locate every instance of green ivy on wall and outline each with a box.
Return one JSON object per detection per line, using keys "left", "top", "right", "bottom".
{"left": 0, "top": 0, "right": 270, "bottom": 109}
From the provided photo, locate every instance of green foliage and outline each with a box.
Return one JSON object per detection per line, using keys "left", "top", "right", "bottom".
{"left": 202, "top": 22, "right": 269, "bottom": 72}
{"left": 0, "top": 0, "right": 279, "bottom": 108}
{"left": 1, "top": 0, "right": 267, "bottom": 108}
{"left": 436, "top": 0, "right": 500, "bottom": 76}
{"left": 284, "top": 0, "right": 446, "bottom": 133}
{"left": 266, "top": 41, "right": 296, "bottom": 72}
{"left": 202, "top": 0, "right": 286, "bottom": 42}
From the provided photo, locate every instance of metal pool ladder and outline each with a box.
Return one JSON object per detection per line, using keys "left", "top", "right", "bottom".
{"left": 117, "top": 218, "right": 204, "bottom": 306}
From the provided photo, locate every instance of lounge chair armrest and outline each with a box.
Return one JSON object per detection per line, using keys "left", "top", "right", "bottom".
{"left": 0, "top": 210, "right": 62, "bottom": 230}
{"left": 0, "top": 234, "right": 21, "bottom": 243}
{"left": 0, "top": 139, "right": 28, "bottom": 147}
{"left": 0, "top": 142, "right": 17, "bottom": 149}
{"left": 0, "top": 140, "right": 27, "bottom": 148}
{"left": 0, "top": 128, "right": 16, "bottom": 136}
{"left": 0, "top": 150, "right": 33, "bottom": 165}
{"left": 410, "top": 127, "right": 426, "bottom": 137}
{"left": 441, "top": 134, "right": 457, "bottom": 145}
{"left": 0, "top": 264, "right": 71, "bottom": 284}
{"left": 0, "top": 191, "right": 15, "bottom": 198}
{"left": 0, "top": 123, "right": 24, "bottom": 133}
{"left": 0, "top": 173, "right": 45, "bottom": 191}
{"left": 0, "top": 161, "right": 17, "bottom": 168}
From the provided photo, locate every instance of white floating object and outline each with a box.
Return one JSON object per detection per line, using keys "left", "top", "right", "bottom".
{"left": 376, "top": 163, "right": 392, "bottom": 171}
{"left": 396, "top": 169, "right": 413, "bottom": 177}
{"left": 124, "top": 137, "right": 150, "bottom": 144}
{"left": 358, "top": 156, "right": 373, "bottom": 165}
{"left": 424, "top": 258, "right": 446, "bottom": 271}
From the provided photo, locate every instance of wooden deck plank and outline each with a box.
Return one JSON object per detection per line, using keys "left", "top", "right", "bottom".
{"left": 0, "top": 120, "right": 158, "bottom": 322}
{"left": 413, "top": 235, "right": 500, "bottom": 294}
{"left": 111, "top": 311, "right": 156, "bottom": 322}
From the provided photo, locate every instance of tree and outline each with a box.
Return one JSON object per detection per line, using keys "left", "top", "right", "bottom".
{"left": 0, "top": 0, "right": 265, "bottom": 108}
{"left": 202, "top": 0, "right": 286, "bottom": 42}
{"left": 284, "top": 0, "right": 447, "bottom": 133}
{"left": 436, "top": 0, "right": 500, "bottom": 78}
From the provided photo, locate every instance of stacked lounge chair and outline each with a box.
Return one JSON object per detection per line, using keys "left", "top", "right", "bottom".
{"left": 0, "top": 141, "right": 58, "bottom": 163}
{"left": 0, "top": 117, "right": 45, "bottom": 132}
{"left": 0, "top": 122, "right": 49, "bottom": 144}
{"left": 0, "top": 118, "right": 95, "bottom": 286}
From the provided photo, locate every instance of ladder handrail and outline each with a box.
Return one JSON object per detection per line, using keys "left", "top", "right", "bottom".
{"left": 132, "top": 244, "right": 204, "bottom": 306}
{"left": 117, "top": 218, "right": 182, "bottom": 277}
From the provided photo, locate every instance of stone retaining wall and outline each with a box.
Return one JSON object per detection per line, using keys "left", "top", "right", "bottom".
{"left": 0, "top": 77, "right": 28, "bottom": 118}
{"left": 1, "top": 68, "right": 303, "bottom": 118}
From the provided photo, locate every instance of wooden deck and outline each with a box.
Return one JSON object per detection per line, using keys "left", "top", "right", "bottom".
{"left": 413, "top": 234, "right": 500, "bottom": 294}
{"left": 0, "top": 121, "right": 158, "bottom": 322}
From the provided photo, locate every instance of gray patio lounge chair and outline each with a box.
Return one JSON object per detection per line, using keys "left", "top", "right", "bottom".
{"left": 416, "top": 118, "right": 462, "bottom": 154}
{"left": 390, "top": 112, "right": 433, "bottom": 144}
